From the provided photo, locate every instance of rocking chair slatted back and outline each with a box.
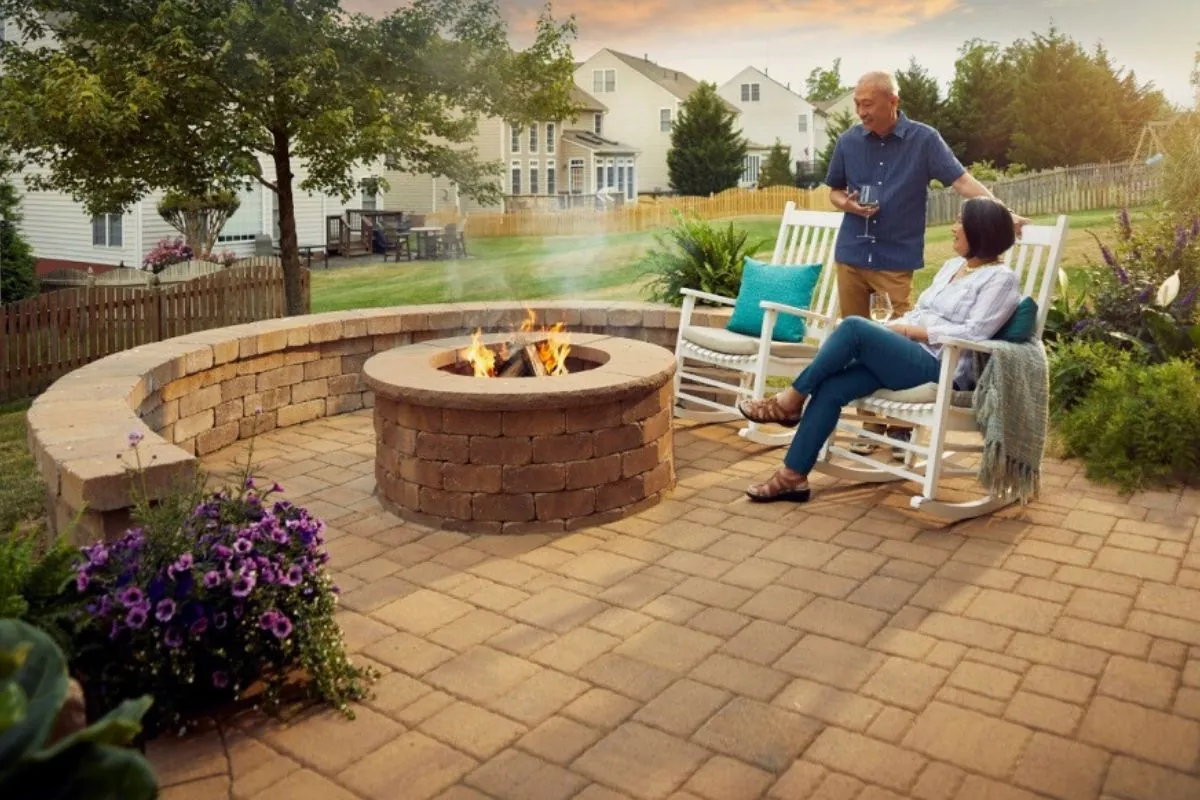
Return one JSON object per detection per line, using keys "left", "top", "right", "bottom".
{"left": 768, "top": 202, "right": 844, "bottom": 331}
{"left": 1001, "top": 214, "right": 1070, "bottom": 335}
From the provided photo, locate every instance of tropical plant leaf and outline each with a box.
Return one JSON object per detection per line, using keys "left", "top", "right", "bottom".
{"left": 0, "top": 740, "right": 158, "bottom": 800}
{"left": 0, "top": 620, "right": 68, "bottom": 773}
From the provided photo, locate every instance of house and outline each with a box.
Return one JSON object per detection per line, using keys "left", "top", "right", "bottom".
{"left": 382, "top": 84, "right": 640, "bottom": 214}
{"left": 718, "top": 66, "right": 825, "bottom": 186}
{"left": 812, "top": 88, "right": 856, "bottom": 156}
{"left": 1, "top": 15, "right": 380, "bottom": 273}
{"left": 573, "top": 49, "right": 740, "bottom": 196}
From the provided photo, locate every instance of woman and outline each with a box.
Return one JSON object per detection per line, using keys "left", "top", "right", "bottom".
{"left": 738, "top": 196, "right": 1022, "bottom": 503}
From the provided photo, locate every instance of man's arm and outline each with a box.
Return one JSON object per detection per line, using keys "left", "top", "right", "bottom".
{"left": 950, "top": 173, "right": 1030, "bottom": 232}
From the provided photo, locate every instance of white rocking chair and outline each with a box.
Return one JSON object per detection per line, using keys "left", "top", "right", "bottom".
{"left": 759, "top": 213, "right": 1070, "bottom": 522}
{"left": 672, "top": 202, "right": 845, "bottom": 446}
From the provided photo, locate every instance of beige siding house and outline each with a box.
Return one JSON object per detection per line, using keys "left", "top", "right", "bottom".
{"left": 573, "top": 49, "right": 740, "bottom": 196}
{"left": 718, "top": 66, "right": 824, "bottom": 185}
{"left": 382, "top": 86, "right": 638, "bottom": 214}
{"left": 813, "top": 89, "right": 856, "bottom": 157}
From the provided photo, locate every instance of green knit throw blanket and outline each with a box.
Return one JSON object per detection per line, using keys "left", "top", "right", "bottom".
{"left": 971, "top": 340, "right": 1048, "bottom": 504}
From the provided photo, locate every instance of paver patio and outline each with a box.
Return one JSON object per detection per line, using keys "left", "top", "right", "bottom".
{"left": 147, "top": 411, "right": 1200, "bottom": 799}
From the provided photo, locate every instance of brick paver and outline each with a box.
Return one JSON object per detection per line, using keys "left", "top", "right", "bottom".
{"left": 147, "top": 412, "right": 1200, "bottom": 799}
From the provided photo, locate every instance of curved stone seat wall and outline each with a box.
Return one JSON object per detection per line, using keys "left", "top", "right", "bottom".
{"left": 28, "top": 301, "right": 726, "bottom": 542}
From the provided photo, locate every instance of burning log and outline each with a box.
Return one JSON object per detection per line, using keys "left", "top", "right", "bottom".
{"left": 523, "top": 344, "right": 549, "bottom": 377}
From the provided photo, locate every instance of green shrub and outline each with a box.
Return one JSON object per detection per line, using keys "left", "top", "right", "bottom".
{"left": 639, "top": 211, "right": 769, "bottom": 305}
{"left": 1047, "top": 339, "right": 1140, "bottom": 418}
{"left": 0, "top": 528, "right": 80, "bottom": 656}
{"left": 1160, "top": 113, "right": 1200, "bottom": 219}
{"left": 1057, "top": 358, "right": 1200, "bottom": 491}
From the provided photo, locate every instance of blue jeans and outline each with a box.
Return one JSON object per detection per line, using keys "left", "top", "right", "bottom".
{"left": 785, "top": 317, "right": 940, "bottom": 474}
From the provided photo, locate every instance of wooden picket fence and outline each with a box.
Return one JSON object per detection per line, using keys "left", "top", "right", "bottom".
{"left": 1, "top": 263, "right": 308, "bottom": 402}
{"left": 925, "top": 161, "right": 1161, "bottom": 226}
{"left": 38, "top": 256, "right": 282, "bottom": 291}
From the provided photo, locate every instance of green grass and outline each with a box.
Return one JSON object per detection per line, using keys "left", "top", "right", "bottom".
{"left": 0, "top": 399, "right": 46, "bottom": 536}
{"left": 311, "top": 207, "right": 1146, "bottom": 313}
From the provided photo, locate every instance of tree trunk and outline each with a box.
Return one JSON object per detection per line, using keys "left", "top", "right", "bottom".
{"left": 271, "top": 131, "right": 306, "bottom": 316}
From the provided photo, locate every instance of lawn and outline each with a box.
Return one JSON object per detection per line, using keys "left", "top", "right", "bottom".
{"left": 0, "top": 399, "right": 45, "bottom": 535}
{"left": 310, "top": 207, "right": 1142, "bottom": 312}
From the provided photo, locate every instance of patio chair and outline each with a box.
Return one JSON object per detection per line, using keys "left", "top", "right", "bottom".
{"left": 672, "top": 202, "right": 844, "bottom": 446}
{"left": 759, "top": 214, "right": 1070, "bottom": 522}
{"left": 438, "top": 223, "right": 467, "bottom": 259}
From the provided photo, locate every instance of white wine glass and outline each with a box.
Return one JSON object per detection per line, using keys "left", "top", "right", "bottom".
{"left": 857, "top": 184, "right": 879, "bottom": 240}
{"left": 869, "top": 292, "right": 893, "bottom": 324}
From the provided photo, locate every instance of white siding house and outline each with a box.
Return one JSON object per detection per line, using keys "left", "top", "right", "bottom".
{"left": 573, "top": 49, "right": 737, "bottom": 196}
{"left": 812, "top": 89, "right": 856, "bottom": 157}
{"left": 718, "top": 66, "right": 823, "bottom": 183}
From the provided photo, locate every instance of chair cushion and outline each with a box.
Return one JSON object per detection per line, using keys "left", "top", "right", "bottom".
{"left": 863, "top": 383, "right": 974, "bottom": 407}
{"left": 994, "top": 297, "right": 1038, "bottom": 342}
{"left": 726, "top": 256, "right": 823, "bottom": 343}
{"left": 682, "top": 326, "right": 819, "bottom": 360}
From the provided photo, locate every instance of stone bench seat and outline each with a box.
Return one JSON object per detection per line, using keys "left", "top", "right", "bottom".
{"left": 28, "top": 301, "right": 728, "bottom": 542}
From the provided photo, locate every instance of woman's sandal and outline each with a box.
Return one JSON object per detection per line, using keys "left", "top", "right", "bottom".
{"left": 737, "top": 395, "right": 803, "bottom": 428}
{"left": 746, "top": 470, "right": 812, "bottom": 504}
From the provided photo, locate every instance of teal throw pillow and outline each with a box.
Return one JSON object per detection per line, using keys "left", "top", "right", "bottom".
{"left": 995, "top": 296, "right": 1038, "bottom": 342}
{"left": 726, "top": 257, "right": 823, "bottom": 343}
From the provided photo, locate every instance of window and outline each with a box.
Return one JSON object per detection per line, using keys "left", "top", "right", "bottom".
{"left": 546, "top": 160, "right": 557, "bottom": 195}
{"left": 592, "top": 68, "right": 616, "bottom": 94}
{"left": 510, "top": 124, "right": 521, "bottom": 154}
{"left": 216, "top": 185, "right": 262, "bottom": 242}
{"left": 529, "top": 160, "right": 539, "bottom": 195}
{"left": 617, "top": 160, "right": 625, "bottom": 196}
{"left": 595, "top": 163, "right": 604, "bottom": 193}
{"left": 545, "top": 123, "right": 556, "bottom": 154}
{"left": 91, "top": 214, "right": 123, "bottom": 247}
{"left": 740, "top": 83, "right": 761, "bottom": 102}
{"left": 569, "top": 158, "right": 585, "bottom": 194}
{"left": 741, "top": 154, "right": 762, "bottom": 186}
{"left": 510, "top": 160, "right": 521, "bottom": 195}
{"left": 798, "top": 114, "right": 808, "bottom": 133}
{"left": 529, "top": 123, "right": 539, "bottom": 154}
{"left": 593, "top": 113, "right": 603, "bottom": 136}
{"left": 361, "top": 183, "right": 378, "bottom": 211}
{"left": 659, "top": 108, "right": 672, "bottom": 133}
{"left": 606, "top": 158, "right": 614, "bottom": 189}
{"left": 624, "top": 158, "right": 635, "bottom": 200}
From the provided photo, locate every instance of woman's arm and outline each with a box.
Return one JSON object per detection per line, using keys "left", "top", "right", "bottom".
{"left": 923, "top": 270, "right": 1021, "bottom": 344}
{"left": 889, "top": 323, "right": 929, "bottom": 343}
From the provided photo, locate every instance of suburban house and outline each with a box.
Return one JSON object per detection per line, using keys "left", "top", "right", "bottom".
{"left": 1, "top": 14, "right": 380, "bottom": 273}
{"left": 572, "top": 49, "right": 741, "bottom": 196}
{"left": 718, "top": 66, "right": 825, "bottom": 186}
{"left": 381, "top": 84, "right": 640, "bottom": 215}
{"left": 812, "top": 88, "right": 855, "bottom": 155}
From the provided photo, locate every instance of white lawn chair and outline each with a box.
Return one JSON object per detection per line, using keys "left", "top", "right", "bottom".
{"left": 759, "top": 214, "right": 1070, "bottom": 522}
{"left": 672, "top": 202, "right": 844, "bottom": 446}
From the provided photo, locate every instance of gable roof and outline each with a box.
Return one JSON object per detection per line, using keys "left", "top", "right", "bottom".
{"left": 725, "top": 66, "right": 813, "bottom": 107}
{"left": 588, "top": 49, "right": 739, "bottom": 113}
{"left": 812, "top": 88, "right": 854, "bottom": 114}
{"left": 570, "top": 85, "right": 607, "bottom": 113}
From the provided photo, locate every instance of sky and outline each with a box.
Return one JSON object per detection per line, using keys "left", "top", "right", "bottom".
{"left": 347, "top": 0, "right": 1199, "bottom": 109}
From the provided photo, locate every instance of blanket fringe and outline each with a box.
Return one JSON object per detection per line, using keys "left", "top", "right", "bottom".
{"left": 979, "top": 438, "right": 1041, "bottom": 504}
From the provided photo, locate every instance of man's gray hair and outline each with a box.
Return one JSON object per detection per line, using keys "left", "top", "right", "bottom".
{"left": 857, "top": 71, "right": 899, "bottom": 99}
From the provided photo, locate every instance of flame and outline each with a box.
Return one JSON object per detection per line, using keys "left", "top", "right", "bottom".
{"left": 459, "top": 309, "right": 571, "bottom": 377}
{"left": 520, "top": 308, "right": 571, "bottom": 376}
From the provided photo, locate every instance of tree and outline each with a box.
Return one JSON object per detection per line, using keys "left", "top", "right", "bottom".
{"left": 0, "top": 0, "right": 579, "bottom": 315}
{"left": 894, "top": 58, "right": 943, "bottom": 129}
{"left": 757, "top": 140, "right": 794, "bottom": 188}
{"left": 667, "top": 82, "right": 748, "bottom": 196}
{"left": 157, "top": 190, "right": 242, "bottom": 258}
{"left": 816, "top": 109, "right": 857, "bottom": 177}
{"left": 940, "top": 39, "right": 1017, "bottom": 167}
{"left": 806, "top": 59, "right": 849, "bottom": 104}
{"left": 0, "top": 155, "right": 38, "bottom": 305}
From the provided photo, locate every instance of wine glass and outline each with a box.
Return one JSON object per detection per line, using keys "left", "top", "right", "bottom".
{"left": 869, "top": 292, "right": 893, "bottom": 324}
{"left": 857, "top": 184, "right": 879, "bottom": 240}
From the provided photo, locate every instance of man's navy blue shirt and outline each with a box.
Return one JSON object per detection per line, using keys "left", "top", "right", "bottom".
{"left": 824, "top": 112, "right": 965, "bottom": 272}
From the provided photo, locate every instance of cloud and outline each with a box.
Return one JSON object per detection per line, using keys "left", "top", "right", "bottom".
{"left": 348, "top": 0, "right": 960, "bottom": 38}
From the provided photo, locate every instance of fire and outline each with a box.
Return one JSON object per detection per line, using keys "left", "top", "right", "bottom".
{"left": 459, "top": 309, "right": 571, "bottom": 377}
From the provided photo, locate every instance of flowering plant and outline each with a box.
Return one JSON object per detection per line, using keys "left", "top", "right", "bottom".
{"left": 142, "top": 237, "right": 194, "bottom": 273}
{"left": 67, "top": 432, "right": 373, "bottom": 735}
{"left": 201, "top": 249, "right": 239, "bottom": 267}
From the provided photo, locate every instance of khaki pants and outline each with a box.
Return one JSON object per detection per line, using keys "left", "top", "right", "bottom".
{"left": 835, "top": 263, "right": 915, "bottom": 439}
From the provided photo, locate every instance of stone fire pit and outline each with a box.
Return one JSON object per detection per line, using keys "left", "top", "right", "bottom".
{"left": 362, "top": 331, "right": 676, "bottom": 534}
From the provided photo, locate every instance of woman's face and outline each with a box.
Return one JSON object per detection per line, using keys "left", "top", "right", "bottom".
{"left": 951, "top": 216, "right": 970, "bottom": 258}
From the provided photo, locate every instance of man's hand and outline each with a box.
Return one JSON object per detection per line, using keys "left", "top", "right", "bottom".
{"left": 1012, "top": 213, "right": 1030, "bottom": 237}
{"left": 841, "top": 190, "right": 878, "bottom": 219}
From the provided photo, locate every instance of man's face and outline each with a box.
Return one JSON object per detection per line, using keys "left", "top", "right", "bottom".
{"left": 854, "top": 85, "right": 898, "bottom": 134}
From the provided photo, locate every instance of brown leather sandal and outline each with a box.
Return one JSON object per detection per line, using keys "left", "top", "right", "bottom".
{"left": 737, "top": 394, "right": 803, "bottom": 428}
{"left": 747, "top": 470, "right": 812, "bottom": 503}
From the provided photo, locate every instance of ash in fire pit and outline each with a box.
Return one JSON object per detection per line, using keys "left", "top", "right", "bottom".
{"left": 363, "top": 328, "right": 677, "bottom": 535}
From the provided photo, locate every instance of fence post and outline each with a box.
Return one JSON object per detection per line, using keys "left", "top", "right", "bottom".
{"left": 148, "top": 272, "right": 163, "bottom": 343}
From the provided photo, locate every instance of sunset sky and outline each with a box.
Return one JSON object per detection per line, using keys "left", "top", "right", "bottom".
{"left": 349, "top": 0, "right": 1198, "bottom": 108}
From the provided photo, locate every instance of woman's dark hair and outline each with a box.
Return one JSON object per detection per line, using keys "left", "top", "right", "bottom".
{"left": 960, "top": 197, "right": 1016, "bottom": 260}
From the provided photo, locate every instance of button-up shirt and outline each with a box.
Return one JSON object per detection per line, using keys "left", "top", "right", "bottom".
{"left": 898, "top": 256, "right": 1021, "bottom": 388}
{"left": 825, "top": 112, "right": 966, "bottom": 272}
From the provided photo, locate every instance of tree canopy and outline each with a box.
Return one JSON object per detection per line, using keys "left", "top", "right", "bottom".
{"left": 757, "top": 140, "right": 795, "bottom": 188}
{"left": 805, "top": 58, "right": 849, "bottom": 104}
{"left": 667, "top": 82, "right": 748, "bottom": 196}
{"left": 0, "top": 0, "right": 579, "bottom": 313}
{"left": 894, "top": 58, "right": 942, "bottom": 130}
{"left": 1, "top": 154, "right": 39, "bottom": 305}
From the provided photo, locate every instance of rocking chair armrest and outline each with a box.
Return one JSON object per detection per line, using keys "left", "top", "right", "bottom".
{"left": 938, "top": 336, "right": 998, "bottom": 355}
{"left": 759, "top": 301, "right": 834, "bottom": 326}
{"left": 679, "top": 288, "right": 738, "bottom": 307}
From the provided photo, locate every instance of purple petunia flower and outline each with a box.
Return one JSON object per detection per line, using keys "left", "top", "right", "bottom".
{"left": 270, "top": 614, "right": 293, "bottom": 640}
{"left": 164, "top": 627, "right": 184, "bottom": 648}
{"left": 190, "top": 617, "right": 209, "bottom": 637}
{"left": 155, "top": 599, "right": 176, "bottom": 622}
{"left": 119, "top": 587, "right": 144, "bottom": 607}
{"left": 285, "top": 566, "right": 304, "bottom": 587}
{"left": 204, "top": 570, "right": 222, "bottom": 588}
{"left": 85, "top": 543, "right": 109, "bottom": 567}
{"left": 76, "top": 572, "right": 90, "bottom": 592}
{"left": 245, "top": 477, "right": 256, "bottom": 489}
{"left": 126, "top": 606, "right": 148, "bottom": 629}
{"left": 271, "top": 483, "right": 284, "bottom": 493}
{"left": 234, "top": 538, "right": 253, "bottom": 555}
{"left": 214, "top": 544, "right": 233, "bottom": 560}
{"left": 128, "top": 431, "right": 144, "bottom": 448}
{"left": 212, "top": 671, "right": 229, "bottom": 689}
{"left": 232, "top": 573, "right": 255, "bottom": 598}
{"left": 213, "top": 612, "right": 228, "bottom": 630}
{"left": 259, "top": 610, "right": 280, "bottom": 630}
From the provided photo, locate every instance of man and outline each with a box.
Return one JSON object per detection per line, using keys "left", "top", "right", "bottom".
{"left": 824, "top": 70, "right": 1023, "bottom": 457}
